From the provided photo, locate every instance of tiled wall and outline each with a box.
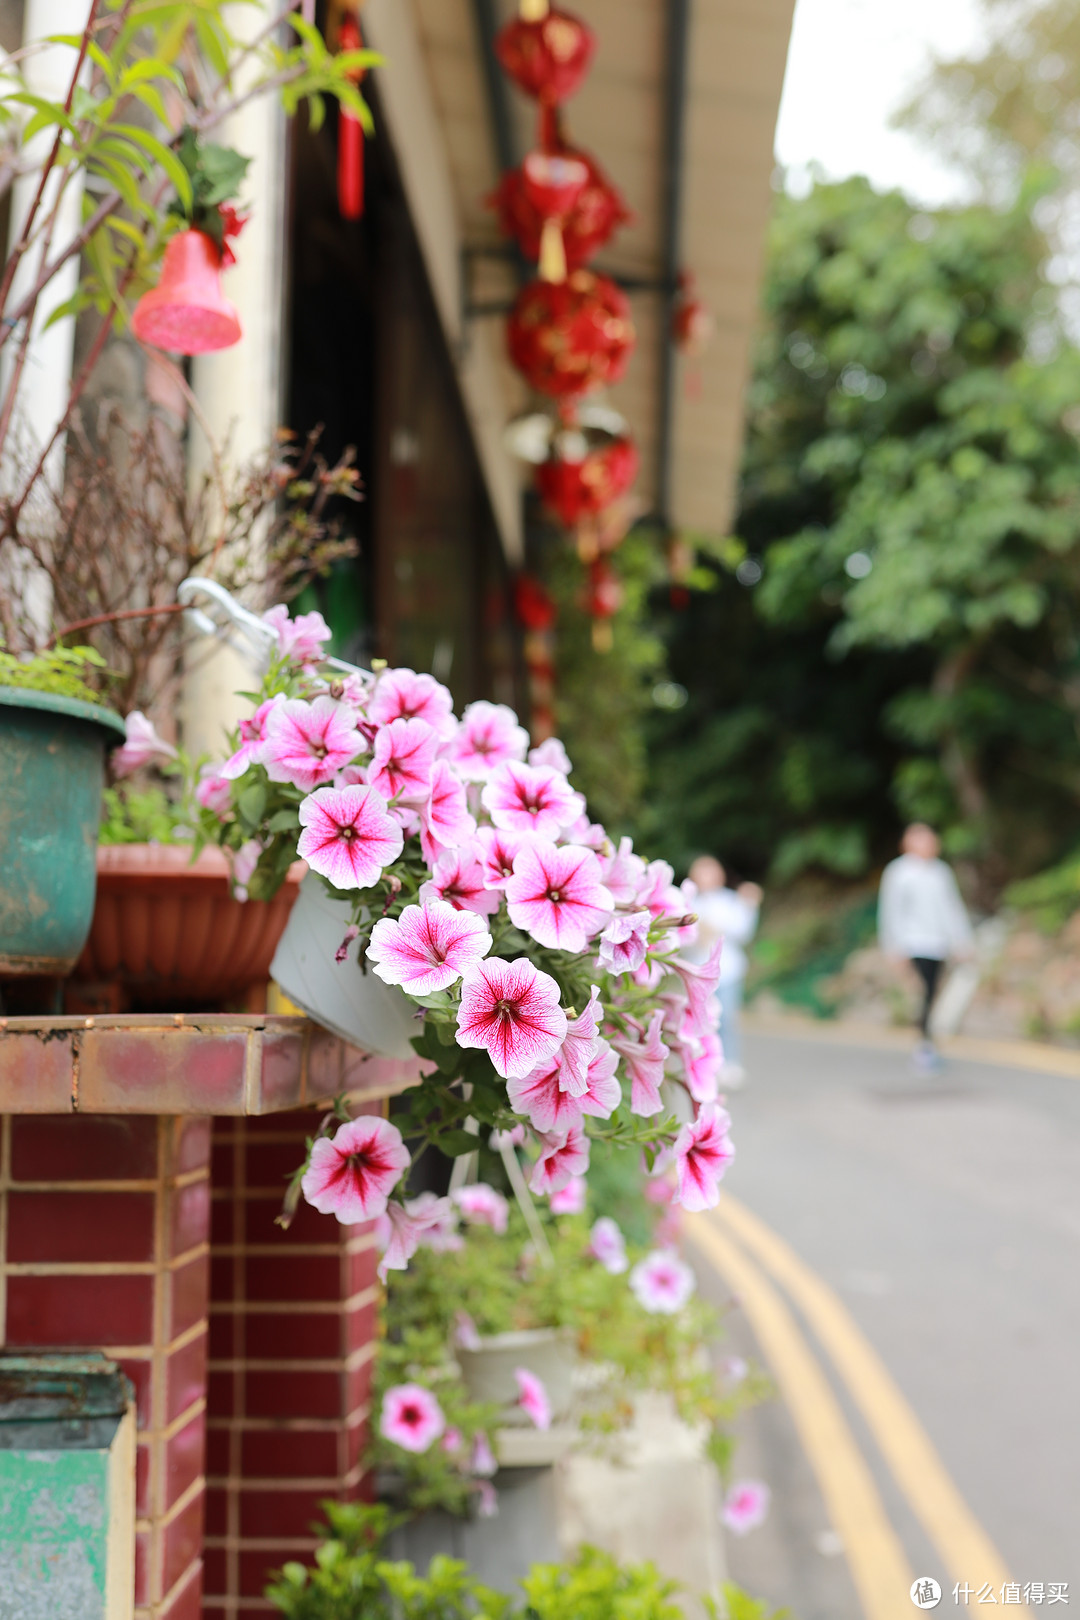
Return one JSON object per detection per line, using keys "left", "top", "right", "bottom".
{"left": 203, "top": 1110, "right": 380, "bottom": 1616}
{"left": 0, "top": 1112, "right": 211, "bottom": 1620}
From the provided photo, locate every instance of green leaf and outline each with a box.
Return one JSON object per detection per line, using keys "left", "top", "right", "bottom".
{"left": 237, "top": 782, "right": 267, "bottom": 825}
{"left": 115, "top": 124, "right": 193, "bottom": 212}
{"left": 436, "top": 1130, "right": 480, "bottom": 1157}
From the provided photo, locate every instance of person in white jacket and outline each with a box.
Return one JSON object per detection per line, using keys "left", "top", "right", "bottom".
{"left": 687, "top": 855, "right": 762, "bottom": 1087}
{"left": 878, "top": 824, "right": 974, "bottom": 1070}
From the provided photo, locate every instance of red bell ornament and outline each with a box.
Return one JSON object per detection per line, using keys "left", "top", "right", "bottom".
{"left": 495, "top": 3, "right": 594, "bottom": 105}
{"left": 536, "top": 432, "right": 638, "bottom": 527}
{"left": 491, "top": 145, "right": 630, "bottom": 272}
{"left": 507, "top": 270, "right": 635, "bottom": 399}
{"left": 132, "top": 229, "right": 241, "bottom": 355}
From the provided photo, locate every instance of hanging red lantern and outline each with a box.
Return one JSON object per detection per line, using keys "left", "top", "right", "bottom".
{"left": 514, "top": 573, "right": 558, "bottom": 632}
{"left": 536, "top": 432, "right": 638, "bottom": 527}
{"left": 491, "top": 144, "right": 630, "bottom": 272}
{"left": 132, "top": 229, "right": 241, "bottom": 354}
{"left": 336, "top": 6, "right": 367, "bottom": 220}
{"left": 495, "top": 2, "right": 594, "bottom": 105}
{"left": 507, "top": 270, "right": 635, "bottom": 399}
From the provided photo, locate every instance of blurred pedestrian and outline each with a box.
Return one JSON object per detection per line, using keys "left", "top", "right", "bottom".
{"left": 687, "top": 855, "right": 763, "bottom": 1089}
{"left": 878, "top": 823, "right": 974, "bottom": 1073}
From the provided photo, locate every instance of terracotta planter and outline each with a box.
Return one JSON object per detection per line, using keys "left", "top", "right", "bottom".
{"left": 73, "top": 844, "right": 304, "bottom": 1008}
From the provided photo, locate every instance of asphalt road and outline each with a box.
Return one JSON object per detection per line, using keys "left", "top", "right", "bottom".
{"left": 688, "top": 1028, "right": 1080, "bottom": 1619}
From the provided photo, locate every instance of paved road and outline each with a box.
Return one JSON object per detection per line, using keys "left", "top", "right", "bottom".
{"left": 689, "top": 1029, "right": 1080, "bottom": 1619}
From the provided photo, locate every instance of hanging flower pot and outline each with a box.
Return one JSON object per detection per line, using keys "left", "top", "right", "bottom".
{"left": 491, "top": 144, "right": 630, "bottom": 271}
{"left": 536, "top": 430, "right": 638, "bottom": 527}
{"left": 507, "top": 270, "right": 635, "bottom": 399}
{"left": 495, "top": 4, "right": 594, "bottom": 105}
{"left": 132, "top": 228, "right": 242, "bottom": 355}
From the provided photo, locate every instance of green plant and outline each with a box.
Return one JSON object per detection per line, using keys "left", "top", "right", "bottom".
{"left": 516, "top": 1546, "right": 682, "bottom": 1620}
{"left": 0, "top": 642, "right": 112, "bottom": 704}
{"left": 706, "top": 1585, "right": 792, "bottom": 1620}
{"left": 99, "top": 783, "right": 189, "bottom": 845}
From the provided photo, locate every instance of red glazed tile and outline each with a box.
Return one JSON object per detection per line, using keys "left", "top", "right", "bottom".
{"left": 208, "top": 1311, "right": 237, "bottom": 1360}
{"left": 239, "top": 1485, "right": 327, "bottom": 1539}
{"left": 6, "top": 1273, "right": 153, "bottom": 1346}
{"left": 166, "top": 1331, "right": 208, "bottom": 1423}
{"left": 210, "top": 1138, "right": 235, "bottom": 1188}
{"left": 117, "top": 1356, "right": 153, "bottom": 1426}
{"left": 240, "top": 1547, "right": 311, "bottom": 1599}
{"left": 134, "top": 1528, "right": 151, "bottom": 1606}
{"left": 10, "top": 1113, "right": 159, "bottom": 1181}
{"left": 241, "top": 1138, "right": 315, "bottom": 1188}
{"left": 201, "top": 1545, "right": 227, "bottom": 1597}
{"left": 242, "top": 1194, "right": 333, "bottom": 1246}
{"left": 258, "top": 1028, "right": 308, "bottom": 1112}
{"left": 203, "top": 1484, "right": 228, "bottom": 1537}
{"left": 0, "top": 1029, "right": 73, "bottom": 1110}
{"left": 169, "top": 1253, "right": 210, "bottom": 1340}
{"left": 242, "top": 1310, "right": 343, "bottom": 1360}
{"left": 78, "top": 1028, "right": 248, "bottom": 1114}
{"left": 173, "top": 1115, "right": 212, "bottom": 1174}
{"left": 209, "top": 1195, "right": 238, "bottom": 1247}
{"left": 204, "top": 1424, "right": 230, "bottom": 1477}
{"left": 346, "top": 1247, "right": 377, "bottom": 1297}
{"left": 346, "top": 1364, "right": 372, "bottom": 1422}
{"left": 344, "top": 1301, "right": 377, "bottom": 1355}
{"left": 244, "top": 1368, "right": 343, "bottom": 1420}
{"left": 169, "top": 1178, "right": 211, "bottom": 1258}
{"left": 165, "top": 1409, "right": 205, "bottom": 1510}
{"left": 162, "top": 1488, "right": 204, "bottom": 1594}
{"left": 241, "top": 1426, "right": 341, "bottom": 1481}
{"left": 243, "top": 1254, "right": 342, "bottom": 1305}
{"left": 210, "top": 1255, "right": 236, "bottom": 1303}
{"left": 345, "top": 1417, "right": 369, "bottom": 1477}
{"left": 6, "top": 1189, "right": 156, "bottom": 1263}
{"left": 159, "top": 1559, "right": 203, "bottom": 1620}
{"left": 207, "top": 1370, "right": 234, "bottom": 1419}
{"left": 136, "top": 1439, "right": 151, "bottom": 1517}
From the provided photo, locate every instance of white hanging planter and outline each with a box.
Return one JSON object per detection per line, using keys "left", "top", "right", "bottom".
{"left": 270, "top": 872, "right": 420, "bottom": 1059}
{"left": 457, "top": 1327, "right": 576, "bottom": 1426}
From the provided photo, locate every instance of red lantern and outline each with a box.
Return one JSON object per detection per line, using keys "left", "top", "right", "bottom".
{"left": 514, "top": 573, "right": 558, "bottom": 632}
{"left": 495, "top": 5, "right": 594, "bottom": 104}
{"left": 336, "top": 8, "right": 367, "bottom": 221}
{"left": 132, "top": 229, "right": 241, "bottom": 354}
{"left": 491, "top": 145, "right": 630, "bottom": 271}
{"left": 536, "top": 432, "right": 638, "bottom": 527}
{"left": 507, "top": 270, "right": 635, "bottom": 399}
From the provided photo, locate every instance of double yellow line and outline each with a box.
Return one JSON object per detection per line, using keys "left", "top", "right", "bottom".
{"left": 688, "top": 1198, "right": 1011, "bottom": 1620}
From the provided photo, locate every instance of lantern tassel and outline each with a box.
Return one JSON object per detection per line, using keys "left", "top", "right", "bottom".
{"left": 337, "top": 9, "right": 366, "bottom": 221}
{"left": 539, "top": 217, "right": 567, "bottom": 283}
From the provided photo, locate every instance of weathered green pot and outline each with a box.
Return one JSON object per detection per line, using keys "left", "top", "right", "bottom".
{"left": 0, "top": 686, "right": 125, "bottom": 976}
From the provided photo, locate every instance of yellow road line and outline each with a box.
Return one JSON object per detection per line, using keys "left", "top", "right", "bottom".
{"left": 715, "top": 1196, "right": 1011, "bottom": 1591}
{"left": 686, "top": 1215, "right": 915, "bottom": 1620}
{"left": 742, "top": 1012, "right": 1080, "bottom": 1081}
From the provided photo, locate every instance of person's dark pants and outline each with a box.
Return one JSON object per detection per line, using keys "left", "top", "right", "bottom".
{"left": 910, "top": 956, "right": 944, "bottom": 1039}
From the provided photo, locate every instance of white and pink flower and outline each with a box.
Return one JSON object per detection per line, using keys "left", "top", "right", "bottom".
{"left": 506, "top": 1062, "right": 585, "bottom": 1136}
{"left": 379, "top": 1383, "right": 446, "bottom": 1453}
{"left": 721, "top": 1481, "right": 770, "bottom": 1536}
{"left": 368, "top": 667, "right": 456, "bottom": 737}
{"left": 528, "top": 737, "right": 572, "bottom": 774}
{"left": 420, "top": 759, "right": 476, "bottom": 862}
{"left": 597, "top": 910, "right": 651, "bottom": 975}
{"left": 529, "top": 1123, "right": 590, "bottom": 1195}
{"left": 367, "top": 901, "right": 491, "bottom": 995}
{"left": 367, "top": 717, "right": 440, "bottom": 801}
{"left": 297, "top": 783, "right": 404, "bottom": 889}
{"left": 420, "top": 846, "right": 500, "bottom": 917}
{"left": 262, "top": 604, "right": 332, "bottom": 665}
{"left": 195, "top": 764, "right": 232, "bottom": 817}
{"left": 549, "top": 1176, "right": 587, "bottom": 1215}
{"left": 452, "top": 1182, "right": 509, "bottom": 1234}
{"left": 674, "top": 1103, "right": 735, "bottom": 1212}
{"left": 263, "top": 697, "right": 363, "bottom": 793}
{"left": 601, "top": 836, "right": 647, "bottom": 905}
{"left": 450, "top": 700, "right": 529, "bottom": 780}
{"left": 629, "top": 1249, "right": 696, "bottom": 1314}
{"left": 482, "top": 761, "right": 582, "bottom": 839}
{"left": 475, "top": 826, "right": 534, "bottom": 890}
{"left": 612, "top": 1010, "right": 670, "bottom": 1117}
{"left": 579, "top": 1039, "right": 622, "bottom": 1118}
{"left": 514, "top": 1367, "right": 551, "bottom": 1430}
{"left": 221, "top": 694, "right": 285, "bottom": 780}
{"left": 505, "top": 841, "right": 613, "bottom": 953}
{"left": 589, "top": 1215, "right": 629, "bottom": 1274}
{"left": 375, "top": 1195, "right": 456, "bottom": 1281}
{"left": 112, "top": 711, "right": 178, "bottom": 777}
{"left": 455, "top": 958, "right": 567, "bottom": 1079}
{"left": 553, "top": 985, "right": 603, "bottom": 1098}
{"left": 301, "top": 1115, "right": 410, "bottom": 1223}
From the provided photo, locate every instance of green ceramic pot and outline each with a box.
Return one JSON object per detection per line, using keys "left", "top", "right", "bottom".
{"left": 0, "top": 686, "right": 125, "bottom": 975}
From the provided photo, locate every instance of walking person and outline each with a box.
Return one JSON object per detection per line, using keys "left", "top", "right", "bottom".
{"left": 687, "top": 855, "right": 763, "bottom": 1089}
{"left": 878, "top": 823, "right": 974, "bottom": 1073}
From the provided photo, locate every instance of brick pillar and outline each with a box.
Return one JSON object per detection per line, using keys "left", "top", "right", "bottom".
{"left": 0, "top": 1112, "right": 211, "bottom": 1620}
{"left": 203, "top": 1110, "right": 380, "bottom": 1616}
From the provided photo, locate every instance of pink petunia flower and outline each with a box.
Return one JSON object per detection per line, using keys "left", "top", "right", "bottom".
{"left": 452, "top": 1182, "right": 509, "bottom": 1234}
{"left": 612, "top": 1010, "right": 670, "bottom": 1117}
{"left": 379, "top": 1383, "right": 446, "bottom": 1453}
{"left": 221, "top": 694, "right": 286, "bottom": 780}
{"left": 489, "top": 1123, "right": 526, "bottom": 1150}
{"left": 589, "top": 1215, "right": 629, "bottom": 1274}
{"left": 297, "top": 783, "right": 404, "bottom": 889}
{"left": 506, "top": 1062, "right": 585, "bottom": 1136}
{"left": 368, "top": 667, "right": 456, "bottom": 737}
{"left": 442, "top": 1426, "right": 464, "bottom": 1455}
{"left": 601, "top": 836, "right": 647, "bottom": 905}
{"left": 375, "top": 1194, "right": 456, "bottom": 1281}
{"left": 450, "top": 700, "right": 529, "bottom": 781}
{"left": 562, "top": 814, "right": 608, "bottom": 850}
{"left": 505, "top": 841, "right": 614, "bottom": 953}
{"left": 263, "top": 697, "right": 364, "bottom": 793}
{"left": 549, "top": 1175, "right": 587, "bottom": 1215}
{"left": 721, "top": 1481, "right": 771, "bottom": 1536}
{"left": 528, "top": 737, "right": 572, "bottom": 775}
{"left": 476, "top": 1480, "right": 499, "bottom": 1517}
{"left": 406, "top": 1190, "right": 464, "bottom": 1253}
{"left": 482, "top": 761, "right": 582, "bottom": 839}
{"left": 454, "top": 1310, "right": 482, "bottom": 1350}
{"left": 420, "top": 759, "right": 476, "bottom": 863}
{"left": 112, "top": 711, "right": 178, "bottom": 777}
{"left": 367, "top": 717, "right": 440, "bottom": 801}
{"left": 669, "top": 940, "right": 724, "bottom": 1033}
{"left": 230, "top": 838, "right": 264, "bottom": 901}
{"left": 195, "top": 763, "right": 232, "bottom": 817}
{"left": 553, "top": 984, "right": 603, "bottom": 1098}
{"left": 597, "top": 910, "right": 652, "bottom": 975}
{"left": 514, "top": 1367, "right": 551, "bottom": 1430}
{"left": 420, "top": 846, "right": 500, "bottom": 917}
{"left": 674, "top": 1102, "right": 735, "bottom": 1212}
{"left": 471, "top": 1431, "right": 498, "bottom": 1477}
{"left": 529, "top": 1123, "right": 590, "bottom": 1195}
{"left": 366, "top": 900, "right": 491, "bottom": 995}
{"left": 579, "top": 1039, "right": 622, "bottom": 1118}
{"left": 629, "top": 1249, "right": 696, "bottom": 1314}
{"left": 475, "top": 825, "right": 534, "bottom": 890}
{"left": 301, "top": 1115, "right": 410, "bottom": 1223}
{"left": 262, "top": 603, "right": 332, "bottom": 664}
{"left": 683, "top": 1028, "right": 723, "bottom": 1103}
{"left": 636, "top": 858, "right": 683, "bottom": 920}
{"left": 456, "top": 958, "right": 567, "bottom": 1079}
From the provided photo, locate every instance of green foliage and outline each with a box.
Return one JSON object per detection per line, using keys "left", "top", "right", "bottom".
{"left": 517, "top": 1547, "right": 682, "bottom": 1620}
{"left": 707, "top": 1585, "right": 791, "bottom": 1620}
{"left": 0, "top": 643, "right": 112, "bottom": 705}
{"left": 1004, "top": 848, "right": 1080, "bottom": 933}
{"left": 100, "top": 783, "right": 189, "bottom": 845}
{"left": 746, "top": 889, "right": 877, "bottom": 1017}
{"left": 171, "top": 127, "right": 250, "bottom": 245}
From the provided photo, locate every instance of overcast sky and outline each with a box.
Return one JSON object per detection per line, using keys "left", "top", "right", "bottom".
{"left": 774, "top": 0, "right": 988, "bottom": 206}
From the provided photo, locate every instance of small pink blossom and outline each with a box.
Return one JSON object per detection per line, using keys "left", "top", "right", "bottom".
{"left": 454, "top": 1311, "right": 482, "bottom": 1350}
{"left": 442, "top": 1426, "right": 464, "bottom": 1455}
{"left": 482, "top": 761, "right": 582, "bottom": 839}
{"left": 368, "top": 717, "right": 440, "bottom": 801}
{"left": 589, "top": 1216, "right": 629, "bottom": 1274}
{"left": 674, "top": 1102, "right": 735, "bottom": 1212}
{"left": 336, "top": 924, "right": 360, "bottom": 964}
{"left": 452, "top": 1182, "right": 509, "bottom": 1234}
{"left": 683, "top": 1028, "right": 723, "bottom": 1103}
{"left": 221, "top": 694, "right": 285, "bottom": 780}
{"left": 669, "top": 940, "right": 724, "bottom": 1032}
{"left": 456, "top": 957, "right": 567, "bottom": 1079}
{"left": 450, "top": 700, "right": 529, "bottom": 780}
{"left": 597, "top": 910, "right": 651, "bottom": 974}
{"left": 475, "top": 826, "right": 534, "bottom": 890}
{"left": 262, "top": 603, "right": 332, "bottom": 664}
{"left": 297, "top": 783, "right": 404, "bottom": 889}
{"left": 505, "top": 841, "right": 614, "bottom": 953}
{"left": 231, "top": 838, "right": 263, "bottom": 901}
{"left": 549, "top": 1175, "right": 587, "bottom": 1215}
{"left": 529, "top": 1123, "right": 590, "bottom": 1195}
{"left": 407, "top": 1190, "right": 464, "bottom": 1252}
{"left": 380, "top": 1383, "right": 446, "bottom": 1453}
{"left": 601, "top": 836, "right": 647, "bottom": 905}
{"left": 264, "top": 697, "right": 364, "bottom": 793}
{"left": 722, "top": 1356, "right": 749, "bottom": 1385}
{"left": 636, "top": 858, "right": 683, "bottom": 920}
{"left": 302, "top": 1115, "right": 410, "bottom": 1223}
{"left": 475, "top": 1480, "right": 499, "bottom": 1517}
{"left": 420, "top": 759, "right": 476, "bottom": 862}
{"left": 420, "top": 846, "right": 500, "bottom": 917}
{"left": 506, "top": 1062, "right": 584, "bottom": 1135}
{"left": 579, "top": 1039, "right": 622, "bottom": 1119}
{"left": 514, "top": 1367, "right": 551, "bottom": 1430}
{"left": 629, "top": 1249, "right": 696, "bottom": 1314}
{"left": 375, "top": 1194, "right": 455, "bottom": 1281}
{"left": 112, "top": 711, "right": 178, "bottom": 777}
{"left": 367, "top": 901, "right": 491, "bottom": 994}
{"left": 368, "top": 667, "right": 456, "bottom": 737}
{"left": 195, "top": 763, "right": 232, "bottom": 817}
{"left": 554, "top": 984, "right": 603, "bottom": 1098}
{"left": 721, "top": 1481, "right": 771, "bottom": 1536}
{"left": 562, "top": 814, "right": 607, "bottom": 850}
{"left": 612, "top": 1010, "right": 670, "bottom": 1117}
{"left": 490, "top": 1123, "right": 526, "bottom": 1150}
{"left": 528, "top": 737, "right": 572, "bottom": 774}
{"left": 471, "top": 1431, "right": 498, "bottom": 1477}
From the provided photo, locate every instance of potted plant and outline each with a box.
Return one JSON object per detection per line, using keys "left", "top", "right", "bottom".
{"left": 0, "top": 644, "right": 125, "bottom": 980}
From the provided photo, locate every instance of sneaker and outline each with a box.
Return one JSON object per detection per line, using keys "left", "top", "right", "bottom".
{"left": 912, "top": 1041, "right": 942, "bottom": 1075}
{"left": 721, "top": 1063, "right": 748, "bottom": 1091}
